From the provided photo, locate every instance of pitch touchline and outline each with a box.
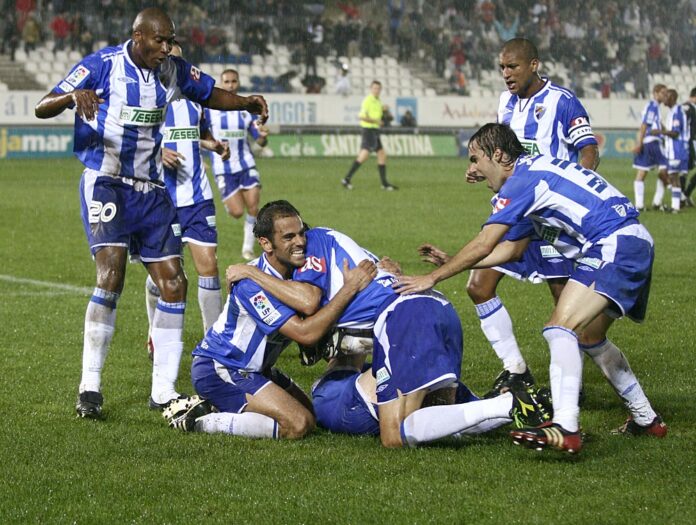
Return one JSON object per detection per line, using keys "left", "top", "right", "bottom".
{"left": 0, "top": 274, "right": 92, "bottom": 295}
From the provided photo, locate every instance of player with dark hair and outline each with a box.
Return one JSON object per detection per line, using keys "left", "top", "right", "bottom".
{"left": 34, "top": 7, "right": 268, "bottom": 419}
{"left": 396, "top": 123, "right": 667, "bottom": 454}
{"left": 422, "top": 37, "right": 599, "bottom": 399}
{"left": 144, "top": 43, "right": 229, "bottom": 350}
{"left": 633, "top": 83, "right": 670, "bottom": 211}
{"left": 205, "top": 68, "right": 269, "bottom": 261}
{"left": 660, "top": 88, "right": 689, "bottom": 212}
{"left": 341, "top": 80, "right": 397, "bottom": 191}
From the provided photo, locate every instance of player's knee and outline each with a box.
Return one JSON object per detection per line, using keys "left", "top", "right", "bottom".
{"left": 281, "top": 411, "right": 315, "bottom": 439}
{"left": 157, "top": 272, "right": 188, "bottom": 301}
{"left": 466, "top": 278, "right": 496, "bottom": 303}
{"left": 225, "top": 206, "right": 244, "bottom": 219}
{"left": 95, "top": 266, "right": 125, "bottom": 291}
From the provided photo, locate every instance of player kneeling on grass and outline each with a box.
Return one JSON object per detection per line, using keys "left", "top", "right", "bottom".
{"left": 163, "top": 206, "right": 378, "bottom": 439}
{"left": 394, "top": 123, "right": 667, "bottom": 455}
{"left": 223, "top": 202, "right": 552, "bottom": 448}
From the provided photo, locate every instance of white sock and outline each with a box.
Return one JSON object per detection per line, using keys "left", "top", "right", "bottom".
{"left": 452, "top": 418, "right": 510, "bottom": 437}
{"left": 672, "top": 187, "right": 682, "bottom": 211}
{"left": 582, "top": 339, "right": 657, "bottom": 425}
{"left": 243, "top": 214, "right": 256, "bottom": 253}
{"left": 634, "top": 180, "right": 645, "bottom": 209}
{"left": 150, "top": 299, "right": 185, "bottom": 404}
{"left": 79, "top": 288, "right": 119, "bottom": 393}
{"left": 198, "top": 276, "right": 222, "bottom": 332}
{"left": 400, "top": 393, "right": 513, "bottom": 447}
{"left": 476, "top": 297, "right": 526, "bottom": 373}
{"left": 194, "top": 412, "right": 279, "bottom": 438}
{"left": 543, "top": 326, "right": 582, "bottom": 432}
{"left": 144, "top": 275, "right": 160, "bottom": 334}
{"left": 653, "top": 178, "right": 665, "bottom": 206}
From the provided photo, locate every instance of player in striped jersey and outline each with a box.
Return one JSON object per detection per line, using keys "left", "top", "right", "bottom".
{"left": 460, "top": 38, "right": 599, "bottom": 399}
{"left": 34, "top": 8, "right": 268, "bottom": 420}
{"left": 632, "top": 84, "right": 670, "bottom": 211}
{"left": 144, "top": 44, "right": 230, "bottom": 352}
{"left": 205, "top": 69, "right": 269, "bottom": 262}
{"left": 661, "top": 88, "right": 689, "bottom": 212}
{"left": 166, "top": 207, "right": 378, "bottom": 439}
{"left": 396, "top": 124, "right": 667, "bottom": 454}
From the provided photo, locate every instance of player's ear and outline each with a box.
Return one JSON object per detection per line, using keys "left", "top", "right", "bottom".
{"left": 258, "top": 236, "right": 273, "bottom": 254}
{"left": 530, "top": 58, "right": 539, "bottom": 73}
{"left": 493, "top": 148, "right": 503, "bottom": 163}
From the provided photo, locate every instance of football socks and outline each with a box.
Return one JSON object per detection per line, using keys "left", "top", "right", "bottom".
{"left": 476, "top": 297, "right": 527, "bottom": 374}
{"left": 544, "top": 326, "right": 582, "bottom": 433}
{"left": 150, "top": 299, "right": 185, "bottom": 404}
{"left": 79, "top": 288, "right": 118, "bottom": 393}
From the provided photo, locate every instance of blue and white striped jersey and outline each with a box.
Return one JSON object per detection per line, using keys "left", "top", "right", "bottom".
{"left": 162, "top": 98, "right": 214, "bottom": 207}
{"left": 293, "top": 228, "right": 398, "bottom": 329}
{"left": 52, "top": 40, "right": 215, "bottom": 182}
{"left": 205, "top": 109, "right": 260, "bottom": 175}
{"left": 192, "top": 254, "right": 295, "bottom": 372}
{"left": 486, "top": 155, "right": 640, "bottom": 260}
{"left": 497, "top": 78, "right": 597, "bottom": 162}
{"left": 639, "top": 99, "right": 663, "bottom": 145}
{"left": 665, "top": 103, "right": 689, "bottom": 158}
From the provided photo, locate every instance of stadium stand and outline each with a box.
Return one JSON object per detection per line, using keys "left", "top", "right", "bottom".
{"left": 2, "top": 1, "right": 696, "bottom": 99}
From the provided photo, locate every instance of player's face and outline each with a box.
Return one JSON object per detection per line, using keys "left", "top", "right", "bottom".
{"left": 132, "top": 20, "right": 175, "bottom": 69}
{"left": 370, "top": 83, "right": 382, "bottom": 97}
{"left": 655, "top": 87, "right": 667, "bottom": 103}
{"left": 498, "top": 49, "right": 539, "bottom": 98}
{"left": 220, "top": 72, "right": 240, "bottom": 94}
{"left": 467, "top": 141, "right": 507, "bottom": 192}
{"left": 267, "top": 215, "right": 307, "bottom": 271}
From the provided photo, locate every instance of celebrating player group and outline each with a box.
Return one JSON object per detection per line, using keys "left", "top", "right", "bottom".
{"left": 36, "top": 3, "right": 666, "bottom": 456}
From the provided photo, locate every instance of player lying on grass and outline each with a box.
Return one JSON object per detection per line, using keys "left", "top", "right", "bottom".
{"left": 217, "top": 201, "right": 551, "bottom": 448}
{"left": 394, "top": 123, "right": 667, "bottom": 454}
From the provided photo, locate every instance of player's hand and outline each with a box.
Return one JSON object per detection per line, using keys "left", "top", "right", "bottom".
{"left": 71, "top": 89, "right": 104, "bottom": 121}
{"left": 256, "top": 122, "right": 270, "bottom": 138}
{"left": 219, "top": 141, "right": 231, "bottom": 161}
{"left": 418, "top": 243, "right": 450, "bottom": 267}
{"left": 162, "top": 147, "right": 185, "bottom": 169}
{"left": 210, "top": 139, "right": 230, "bottom": 159}
{"left": 378, "top": 256, "right": 402, "bottom": 276}
{"left": 342, "top": 259, "right": 377, "bottom": 292}
{"left": 225, "top": 263, "right": 252, "bottom": 291}
{"left": 246, "top": 95, "right": 269, "bottom": 124}
{"left": 632, "top": 143, "right": 643, "bottom": 154}
{"left": 392, "top": 273, "right": 436, "bottom": 295}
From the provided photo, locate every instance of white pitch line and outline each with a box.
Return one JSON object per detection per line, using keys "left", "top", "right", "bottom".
{"left": 0, "top": 274, "right": 92, "bottom": 295}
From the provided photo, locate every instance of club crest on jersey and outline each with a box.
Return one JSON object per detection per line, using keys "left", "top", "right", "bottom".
{"left": 299, "top": 256, "right": 326, "bottom": 273}
{"left": 251, "top": 291, "right": 281, "bottom": 324}
{"left": 65, "top": 65, "right": 90, "bottom": 87}
{"left": 534, "top": 104, "right": 546, "bottom": 119}
{"left": 190, "top": 66, "right": 201, "bottom": 81}
{"left": 492, "top": 197, "right": 510, "bottom": 213}
{"left": 612, "top": 204, "right": 627, "bottom": 217}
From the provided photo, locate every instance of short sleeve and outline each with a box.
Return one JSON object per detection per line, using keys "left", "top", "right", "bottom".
{"left": 248, "top": 114, "right": 260, "bottom": 140}
{"left": 171, "top": 56, "right": 216, "bottom": 104}
{"left": 484, "top": 175, "right": 536, "bottom": 227}
{"left": 560, "top": 96, "right": 597, "bottom": 150}
{"left": 53, "top": 53, "right": 103, "bottom": 97}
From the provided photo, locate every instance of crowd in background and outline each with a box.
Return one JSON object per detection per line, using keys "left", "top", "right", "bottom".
{"left": 2, "top": 0, "right": 696, "bottom": 98}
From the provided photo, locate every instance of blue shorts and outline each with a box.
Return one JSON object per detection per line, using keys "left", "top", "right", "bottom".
{"left": 79, "top": 169, "right": 182, "bottom": 262}
{"left": 311, "top": 366, "right": 380, "bottom": 436}
{"left": 372, "top": 292, "right": 463, "bottom": 404}
{"left": 667, "top": 141, "right": 689, "bottom": 174}
{"left": 632, "top": 141, "right": 667, "bottom": 171}
{"left": 215, "top": 168, "right": 261, "bottom": 200}
{"left": 571, "top": 223, "right": 653, "bottom": 322}
{"left": 191, "top": 355, "right": 272, "bottom": 413}
{"left": 495, "top": 239, "right": 574, "bottom": 283}
{"left": 177, "top": 199, "right": 218, "bottom": 246}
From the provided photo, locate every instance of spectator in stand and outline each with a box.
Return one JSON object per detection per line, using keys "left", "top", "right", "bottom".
{"left": 396, "top": 15, "right": 413, "bottom": 62}
{"left": 388, "top": 0, "right": 404, "bottom": 45}
{"left": 400, "top": 109, "right": 417, "bottom": 128}
{"left": 1, "top": 10, "right": 20, "bottom": 61}
{"left": 333, "top": 16, "right": 350, "bottom": 58}
{"left": 434, "top": 33, "right": 449, "bottom": 78}
{"left": 21, "top": 12, "right": 41, "bottom": 53}
{"left": 450, "top": 35, "right": 466, "bottom": 71}
{"left": 494, "top": 12, "right": 518, "bottom": 42}
{"left": 305, "top": 17, "right": 323, "bottom": 79}
{"left": 334, "top": 63, "right": 351, "bottom": 96}
{"left": 49, "top": 11, "right": 71, "bottom": 53}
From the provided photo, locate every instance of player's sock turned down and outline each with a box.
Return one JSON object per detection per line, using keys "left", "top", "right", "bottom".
{"left": 243, "top": 213, "right": 256, "bottom": 254}
{"left": 80, "top": 288, "right": 119, "bottom": 393}
{"left": 194, "top": 412, "right": 279, "bottom": 439}
{"left": 150, "top": 299, "right": 185, "bottom": 404}
{"left": 476, "top": 297, "right": 527, "bottom": 374}
{"left": 634, "top": 180, "right": 645, "bottom": 209}
{"left": 198, "top": 276, "right": 222, "bottom": 332}
{"left": 581, "top": 339, "right": 658, "bottom": 426}
{"left": 400, "top": 394, "right": 512, "bottom": 447}
{"left": 544, "top": 326, "right": 582, "bottom": 432}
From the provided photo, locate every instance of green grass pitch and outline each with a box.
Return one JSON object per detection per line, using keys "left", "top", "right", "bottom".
{"left": 1, "top": 156, "right": 694, "bottom": 523}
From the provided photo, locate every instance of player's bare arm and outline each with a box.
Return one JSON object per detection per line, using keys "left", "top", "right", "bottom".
{"left": 35, "top": 90, "right": 104, "bottom": 121}
{"left": 418, "top": 243, "right": 451, "bottom": 267}
{"left": 632, "top": 123, "right": 648, "bottom": 154}
{"left": 226, "top": 264, "right": 322, "bottom": 316}
{"left": 205, "top": 89, "right": 269, "bottom": 124}
{"left": 393, "top": 223, "right": 510, "bottom": 294}
{"left": 278, "top": 260, "right": 377, "bottom": 346}
{"left": 578, "top": 144, "right": 600, "bottom": 171}
{"left": 471, "top": 238, "right": 529, "bottom": 269}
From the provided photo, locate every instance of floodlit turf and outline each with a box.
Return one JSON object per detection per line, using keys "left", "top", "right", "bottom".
{"left": 1, "top": 156, "right": 694, "bottom": 524}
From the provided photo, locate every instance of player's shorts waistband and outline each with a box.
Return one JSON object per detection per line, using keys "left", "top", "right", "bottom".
{"left": 83, "top": 168, "right": 166, "bottom": 193}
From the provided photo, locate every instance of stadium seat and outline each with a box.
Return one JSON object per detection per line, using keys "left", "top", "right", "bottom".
{"left": 24, "top": 61, "right": 39, "bottom": 73}
{"left": 0, "top": 82, "right": 8, "bottom": 92}
{"left": 68, "top": 50, "right": 82, "bottom": 62}
{"left": 425, "top": 87, "right": 436, "bottom": 97}
{"left": 15, "top": 48, "right": 27, "bottom": 62}
{"left": 35, "top": 72, "right": 50, "bottom": 87}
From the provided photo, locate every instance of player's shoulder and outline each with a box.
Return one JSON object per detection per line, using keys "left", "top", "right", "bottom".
{"left": 546, "top": 80, "right": 580, "bottom": 101}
